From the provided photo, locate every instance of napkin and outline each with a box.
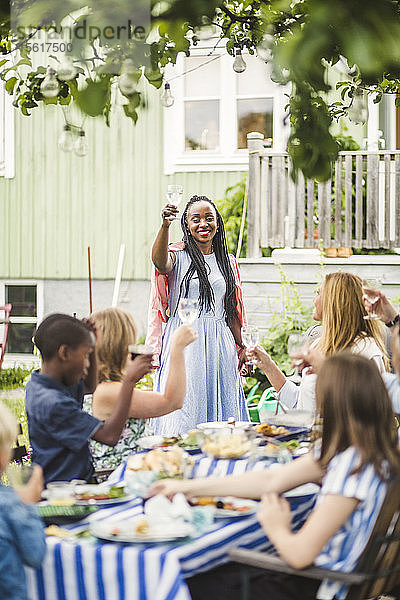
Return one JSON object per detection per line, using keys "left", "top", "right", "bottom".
{"left": 145, "top": 493, "right": 215, "bottom": 533}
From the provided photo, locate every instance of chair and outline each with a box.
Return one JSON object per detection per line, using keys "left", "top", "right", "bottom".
{"left": 229, "top": 478, "right": 400, "bottom": 600}
{"left": 12, "top": 423, "right": 28, "bottom": 462}
{"left": 0, "top": 303, "right": 12, "bottom": 370}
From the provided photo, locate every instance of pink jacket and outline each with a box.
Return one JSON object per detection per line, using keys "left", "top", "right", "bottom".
{"left": 146, "top": 242, "right": 246, "bottom": 365}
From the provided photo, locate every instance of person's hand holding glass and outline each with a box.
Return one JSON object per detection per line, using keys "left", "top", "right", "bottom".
{"left": 287, "top": 333, "right": 310, "bottom": 381}
{"left": 242, "top": 326, "right": 260, "bottom": 374}
{"left": 161, "top": 184, "right": 184, "bottom": 223}
{"left": 362, "top": 278, "right": 388, "bottom": 321}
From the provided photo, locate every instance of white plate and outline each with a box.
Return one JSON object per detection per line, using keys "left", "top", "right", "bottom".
{"left": 284, "top": 483, "right": 319, "bottom": 499}
{"left": 196, "top": 421, "right": 251, "bottom": 431}
{"left": 212, "top": 497, "right": 258, "bottom": 518}
{"left": 90, "top": 520, "right": 193, "bottom": 543}
{"left": 137, "top": 435, "right": 165, "bottom": 450}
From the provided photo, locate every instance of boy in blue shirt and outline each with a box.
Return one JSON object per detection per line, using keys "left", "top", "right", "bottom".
{"left": 26, "top": 313, "right": 152, "bottom": 484}
{"left": 0, "top": 401, "right": 46, "bottom": 600}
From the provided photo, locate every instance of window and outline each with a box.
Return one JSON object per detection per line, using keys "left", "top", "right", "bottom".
{"left": 163, "top": 44, "right": 290, "bottom": 173}
{"left": 0, "top": 79, "right": 15, "bottom": 178}
{"left": 0, "top": 281, "right": 43, "bottom": 362}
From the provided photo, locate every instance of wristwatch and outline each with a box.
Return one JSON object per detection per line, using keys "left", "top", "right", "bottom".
{"left": 385, "top": 314, "right": 400, "bottom": 328}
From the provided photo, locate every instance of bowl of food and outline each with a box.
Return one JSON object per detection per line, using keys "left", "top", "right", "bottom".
{"left": 200, "top": 429, "right": 251, "bottom": 459}
{"left": 261, "top": 410, "right": 315, "bottom": 429}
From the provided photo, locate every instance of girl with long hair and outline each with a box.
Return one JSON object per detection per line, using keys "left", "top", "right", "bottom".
{"left": 147, "top": 195, "right": 248, "bottom": 434}
{"left": 149, "top": 354, "right": 400, "bottom": 600}
{"left": 83, "top": 307, "right": 196, "bottom": 469}
{"left": 250, "top": 271, "right": 388, "bottom": 412}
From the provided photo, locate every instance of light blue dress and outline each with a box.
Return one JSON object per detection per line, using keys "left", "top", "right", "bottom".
{"left": 152, "top": 250, "right": 248, "bottom": 435}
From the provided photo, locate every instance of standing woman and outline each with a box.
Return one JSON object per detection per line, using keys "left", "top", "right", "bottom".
{"left": 147, "top": 195, "right": 248, "bottom": 434}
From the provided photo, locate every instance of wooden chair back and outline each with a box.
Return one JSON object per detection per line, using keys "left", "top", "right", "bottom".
{"left": 349, "top": 477, "right": 400, "bottom": 600}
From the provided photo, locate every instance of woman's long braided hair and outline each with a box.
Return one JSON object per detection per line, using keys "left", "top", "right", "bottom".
{"left": 177, "top": 195, "right": 239, "bottom": 327}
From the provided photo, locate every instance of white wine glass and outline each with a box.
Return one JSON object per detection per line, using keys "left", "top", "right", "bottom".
{"left": 166, "top": 184, "right": 183, "bottom": 220}
{"left": 178, "top": 298, "right": 199, "bottom": 325}
{"left": 362, "top": 278, "right": 382, "bottom": 320}
{"left": 242, "top": 326, "right": 260, "bottom": 373}
{"left": 287, "top": 333, "right": 309, "bottom": 380}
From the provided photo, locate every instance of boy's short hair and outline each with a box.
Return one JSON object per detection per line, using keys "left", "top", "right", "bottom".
{"left": 34, "top": 313, "right": 93, "bottom": 360}
{"left": 0, "top": 401, "right": 18, "bottom": 454}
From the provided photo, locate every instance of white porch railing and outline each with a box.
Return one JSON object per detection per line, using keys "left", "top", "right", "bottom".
{"left": 246, "top": 132, "right": 400, "bottom": 257}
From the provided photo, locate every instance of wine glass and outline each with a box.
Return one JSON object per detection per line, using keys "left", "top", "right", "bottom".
{"left": 362, "top": 278, "right": 382, "bottom": 320}
{"left": 242, "top": 326, "right": 260, "bottom": 373}
{"left": 178, "top": 298, "right": 199, "bottom": 325}
{"left": 128, "top": 344, "right": 154, "bottom": 360}
{"left": 287, "top": 333, "right": 309, "bottom": 381}
{"left": 166, "top": 184, "right": 183, "bottom": 220}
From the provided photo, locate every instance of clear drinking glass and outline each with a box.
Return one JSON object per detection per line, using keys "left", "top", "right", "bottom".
{"left": 6, "top": 463, "right": 34, "bottom": 488}
{"left": 166, "top": 184, "right": 184, "bottom": 220}
{"left": 178, "top": 298, "right": 199, "bottom": 325}
{"left": 242, "top": 326, "right": 260, "bottom": 374}
{"left": 362, "top": 278, "right": 382, "bottom": 320}
{"left": 128, "top": 344, "right": 154, "bottom": 360}
{"left": 287, "top": 333, "right": 309, "bottom": 380}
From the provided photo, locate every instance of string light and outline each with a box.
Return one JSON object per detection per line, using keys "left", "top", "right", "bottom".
{"left": 118, "top": 59, "right": 138, "bottom": 97}
{"left": 57, "top": 57, "right": 77, "bottom": 81}
{"left": 233, "top": 48, "right": 247, "bottom": 73}
{"left": 40, "top": 67, "right": 59, "bottom": 98}
{"left": 161, "top": 82, "right": 174, "bottom": 107}
{"left": 256, "top": 35, "right": 274, "bottom": 63}
{"left": 74, "top": 130, "right": 89, "bottom": 157}
{"left": 58, "top": 124, "right": 74, "bottom": 152}
{"left": 348, "top": 89, "right": 368, "bottom": 124}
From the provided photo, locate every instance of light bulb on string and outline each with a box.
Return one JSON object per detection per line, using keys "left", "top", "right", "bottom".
{"left": 270, "top": 64, "right": 290, "bottom": 85}
{"left": 58, "top": 124, "right": 74, "bottom": 152}
{"left": 233, "top": 48, "right": 246, "bottom": 73}
{"left": 40, "top": 67, "right": 59, "bottom": 98}
{"left": 74, "top": 130, "right": 88, "bottom": 157}
{"left": 118, "top": 59, "right": 138, "bottom": 97}
{"left": 57, "top": 57, "right": 77, "bottom": 81}
{"left": 256, "top": 34, "right": 275, "bottom": 63}
{"left": 161, "top": 82, "right": 174, "bottom": 107}
{"left": 348, "top": 89, "right": 368, "bottom": 124}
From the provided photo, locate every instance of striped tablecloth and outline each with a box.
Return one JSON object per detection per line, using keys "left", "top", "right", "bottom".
{"left": 26, "top": 456, "right": 317, "bottom": 600}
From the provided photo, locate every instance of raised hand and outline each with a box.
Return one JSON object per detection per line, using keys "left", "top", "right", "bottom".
{"left": 171, "top": 324, "right": 198, "bottom": 349}
{"left": 161, "top": 203, "right": 179, "bottom": 226}
{"left": 124, "top": 353, "right": 153, "bottom": 385}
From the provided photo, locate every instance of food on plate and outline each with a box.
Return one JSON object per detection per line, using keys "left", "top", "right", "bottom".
{"left": 190, "top": 497, "right": 253, "bottom": 513}
{"left": 255, "top": 423, "right": 290, "bottom": 437}
{"left": 75, "top": 485, "right": 127, "bottom": 502}
{"left": 134, "top": 517, "right": 150, "bottom": 535}
{"left": 201, "top": 432, "right": 251, "bottom": 459}
{"left": 44, "top": 525, "right": 72, "bottom": 538}
{"left": 127, "top": 446, "right": 191, "bottom": 478}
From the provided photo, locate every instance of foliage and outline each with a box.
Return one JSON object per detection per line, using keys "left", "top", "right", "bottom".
{"left": 1, "top": 1, "right": 400, "bottom": 179}
{"left": 260, "top": 266, "right": 314, "bottom": 375}
{"left": 216, "top": 177, "right": 247, "bottom": 258}
{"left": 0, "top": 366, "right": 33, "bottom": 389}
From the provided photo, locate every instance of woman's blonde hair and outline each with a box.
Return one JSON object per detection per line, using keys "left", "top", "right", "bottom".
{"left": 91, "top": 308, "right": 137, "bottom": 383}
{"left": 316, "top": 353, "right": 400, "bottom": 479}
{"left": 0, "top": 401, "right": 18, "bottom": 455}
{"left": 318, "top": 272, "right": 388, "bottom": 367}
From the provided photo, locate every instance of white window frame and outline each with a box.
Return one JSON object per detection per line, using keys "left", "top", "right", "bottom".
{"left": 163, "top": 43, "right": 290, "bottom": 174}
{"left": 0, "top": 280, "right": 43, "bottom": 366}
{"left": 0, "top": 79, "right": 15, "bottom": 179}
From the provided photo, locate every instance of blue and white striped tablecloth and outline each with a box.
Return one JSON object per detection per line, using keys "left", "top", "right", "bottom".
{"left": 26, "top": 456, "right": 316, "bottom": 600}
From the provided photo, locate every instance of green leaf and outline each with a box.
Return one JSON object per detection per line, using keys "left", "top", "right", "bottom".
{"left": 123, "top": 103, "right": 138, "bottom": 123}
{"left": 5, "top": 76, "right": 17, "bottom": 94}
{"left": 75, "top": 79, "right": 110, "bottom": 117}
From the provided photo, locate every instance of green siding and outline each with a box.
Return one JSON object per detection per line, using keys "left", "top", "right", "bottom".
{"left": 0, "top": 84, "right": 245, "bottom": 280}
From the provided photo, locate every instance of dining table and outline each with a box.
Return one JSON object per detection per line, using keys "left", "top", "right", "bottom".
{"left": 26, "top": 451, "right": 317, "bottom": 600}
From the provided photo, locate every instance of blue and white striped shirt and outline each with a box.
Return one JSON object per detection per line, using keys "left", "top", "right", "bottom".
{"left": 314, "top": 446, "right": 388, "bottom": 600}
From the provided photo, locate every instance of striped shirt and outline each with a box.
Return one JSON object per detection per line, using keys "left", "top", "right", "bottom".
{"left": 314, "top": 445, "right": 388, "bottom": 599}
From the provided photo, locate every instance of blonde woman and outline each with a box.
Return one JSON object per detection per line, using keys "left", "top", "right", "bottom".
{"left": 83, "top": 308, "right": 196, "bottom": 469}
{"left": 249, "top": 272, "right": 388, "bottom": 412}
